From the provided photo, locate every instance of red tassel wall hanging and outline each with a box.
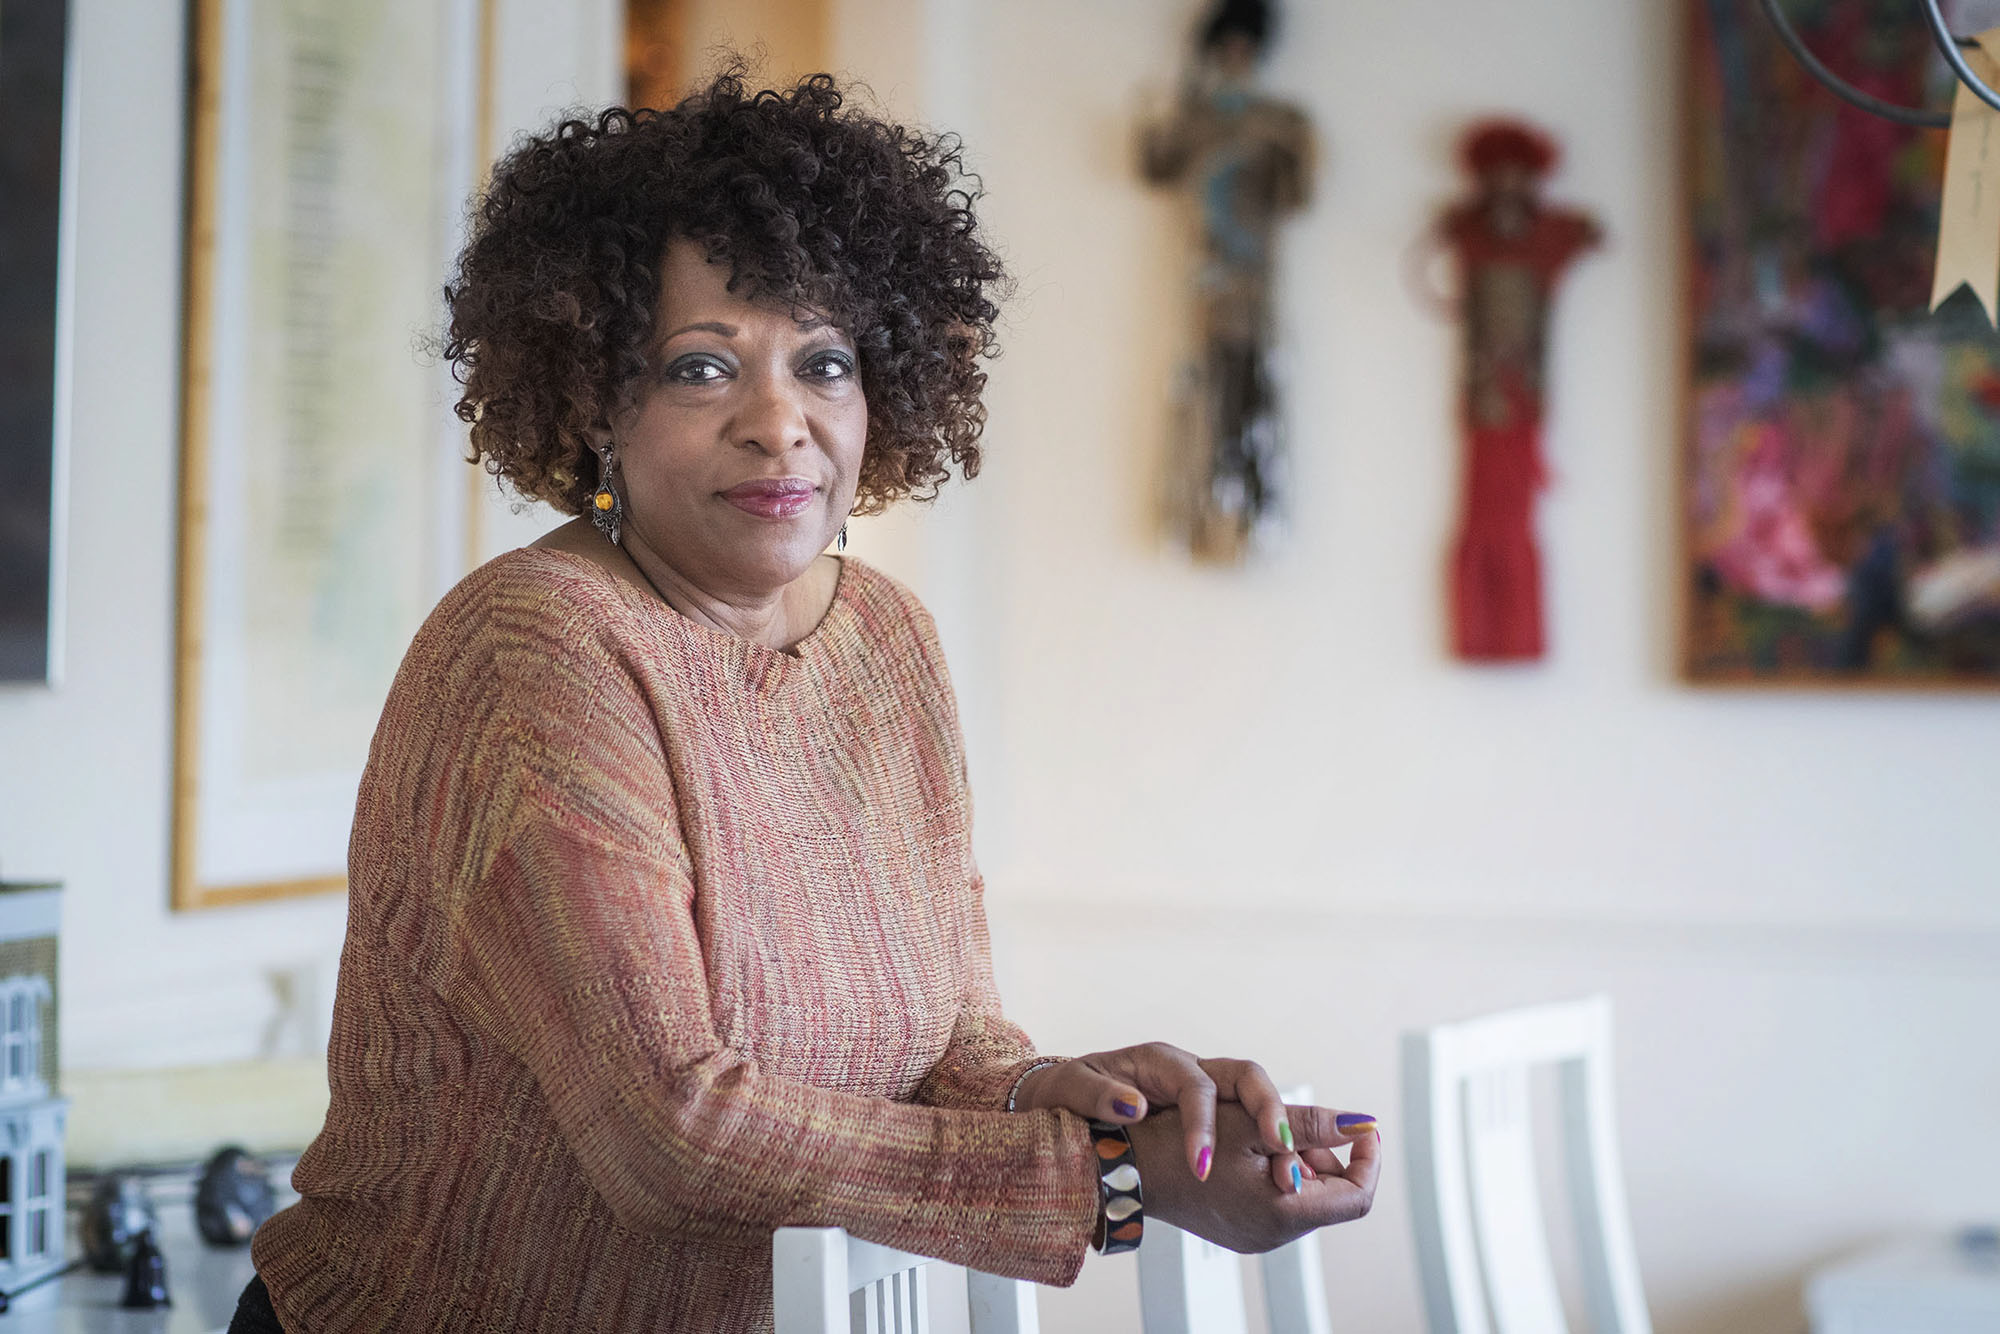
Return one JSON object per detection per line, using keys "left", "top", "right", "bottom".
{"left": 1432, "top": 120, "right": 1601, "bottom": 661}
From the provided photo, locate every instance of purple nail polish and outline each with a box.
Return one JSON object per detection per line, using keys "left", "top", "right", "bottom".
{"left": 1196, "top": 1145, "right": 1212, "bottom": 1181}
{"left": 1113, "top": 1099, "right": 1139, "bottom": 1119}
{"left": 1336, "top": 1113, "right": 1378, "bottom": 1133}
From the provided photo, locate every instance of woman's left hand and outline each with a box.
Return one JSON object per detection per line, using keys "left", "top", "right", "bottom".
{"left": 1013, "top": 1045, "right": 1312, "bottom": 1190}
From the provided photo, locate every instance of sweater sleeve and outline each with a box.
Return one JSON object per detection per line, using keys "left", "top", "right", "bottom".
{"left": 435, "top": 613, "right": 1100, "bottom": 1286}
{"left": 911, "top": 872, "right": 1055, "bottom": 1112}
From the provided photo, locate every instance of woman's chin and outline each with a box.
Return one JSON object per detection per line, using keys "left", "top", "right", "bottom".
{"left": 715, "top": 528, "right": 835, "bottom": 591}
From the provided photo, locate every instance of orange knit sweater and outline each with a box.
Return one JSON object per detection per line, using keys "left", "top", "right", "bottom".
{"left": 251, "top": 549, "right": 1099, "bottom": 1332}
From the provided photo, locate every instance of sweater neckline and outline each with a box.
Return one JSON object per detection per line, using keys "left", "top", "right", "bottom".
{"left": 504, "top": 546, "right": 857, "bottom": 681}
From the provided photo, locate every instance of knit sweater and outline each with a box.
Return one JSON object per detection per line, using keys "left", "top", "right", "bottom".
{"left": 251, "top": 548, "right": 1100, "bottom": 1332}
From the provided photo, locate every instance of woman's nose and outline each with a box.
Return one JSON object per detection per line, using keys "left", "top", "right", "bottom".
{"left": 732, "top": 372, "right": 812, "bottom": 457}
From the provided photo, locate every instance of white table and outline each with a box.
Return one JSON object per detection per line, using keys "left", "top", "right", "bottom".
{"left": 0, "top": 1208, "right": 255, "bottom": 1334}
{"left": 1807, "top": 1231, "right": 2000, "bottom": 1334}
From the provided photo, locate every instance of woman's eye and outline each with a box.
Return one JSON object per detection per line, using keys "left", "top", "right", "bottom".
{"left": 803, "top": 351, "right": 856, "bottom": 381}
{"left": 666, "top": 355, "right": 728, "bottom": 385}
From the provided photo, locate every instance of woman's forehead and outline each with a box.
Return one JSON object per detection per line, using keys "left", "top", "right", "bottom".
{"left": 656, "top": 238, "right": 838, "bottom": 335}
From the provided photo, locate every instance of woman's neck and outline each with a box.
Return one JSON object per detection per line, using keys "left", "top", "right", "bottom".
{"left": 533, "top": 517, "right": 838, "bottom": 651}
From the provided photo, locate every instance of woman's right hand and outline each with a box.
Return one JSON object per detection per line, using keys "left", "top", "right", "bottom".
{"left": 1128, "top": 1101, "right": 1380, "bottom": 1254}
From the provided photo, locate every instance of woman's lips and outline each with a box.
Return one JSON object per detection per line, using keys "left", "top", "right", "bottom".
{"left": 721, "top": 478, "right": 817, "bottom": 519}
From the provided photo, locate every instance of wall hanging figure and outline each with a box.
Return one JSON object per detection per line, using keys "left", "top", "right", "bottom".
{"left": 1140, "top": 0, "right": 1315, "bottom": 564}
{"left": 1428, "top": 120, "right": 1600, "bottom": 661}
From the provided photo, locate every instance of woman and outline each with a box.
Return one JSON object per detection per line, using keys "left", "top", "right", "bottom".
{"left": 235, "top": 70, "right": 1377, "bottom": 1332}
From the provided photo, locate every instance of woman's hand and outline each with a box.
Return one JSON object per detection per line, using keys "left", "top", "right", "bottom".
{"left": 1129, "top": 1101, "right": 1380, "bottom": 1254}
{"left": 1012, "top": 1045, "right": 1335, "bottom": 1192}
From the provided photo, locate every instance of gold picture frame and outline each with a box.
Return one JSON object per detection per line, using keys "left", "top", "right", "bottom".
{"left": 174, "top": 0, "right": 494, "bottom": 909}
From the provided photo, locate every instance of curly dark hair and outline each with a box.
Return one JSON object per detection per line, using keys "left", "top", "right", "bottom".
{"left": 443, "top": 68, "right": 1007, "bottom": 516}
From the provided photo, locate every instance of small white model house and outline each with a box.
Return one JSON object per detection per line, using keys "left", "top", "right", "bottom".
{"left": 0, "top": 884, "right": 64, "bottom": 1287}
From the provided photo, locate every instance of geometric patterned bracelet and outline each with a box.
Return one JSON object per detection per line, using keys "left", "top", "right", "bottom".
{"left": 1087, "top": 1120, "right": 1144, "bottom": 1255}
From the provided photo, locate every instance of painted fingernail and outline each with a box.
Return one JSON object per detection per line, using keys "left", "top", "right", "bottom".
{"left": 1336, "top": 1113, "right": 1378, "bottom": 1135}
{"left": 1291, "top": 1162, "right": 1303, "bottom": 1193}
{"left": 1278, "top": 1121, "right": 1295, "bottom": 1151}
{"left": 1302, "top": 1163, "right": 1317, "bottom": 1180}
{"left": 1196, "top": 1145, "right": 1213, "bottom": 1181}
{"left": 1112, "top": 1099, "right": 1140, "bottom": 1119}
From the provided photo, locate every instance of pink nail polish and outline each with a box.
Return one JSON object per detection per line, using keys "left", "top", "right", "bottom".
{"left": 1196, "top": 1145, "right": 1212, "bottom": 1181}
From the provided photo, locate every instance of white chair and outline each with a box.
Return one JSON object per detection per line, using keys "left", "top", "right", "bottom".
{"left": 1402, "top": 995, "right": 1651, "bottom": 1334}
{"left": 1137, "top": 1085, "right": 1333, "bottom": 1334}
{"left": 772, "top": 1226, "right": 1038, "bottom": 1334}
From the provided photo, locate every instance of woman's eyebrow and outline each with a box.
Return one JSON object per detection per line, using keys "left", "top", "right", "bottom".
{"left": 662, "top": 320, "right": 739, "bottom": 340}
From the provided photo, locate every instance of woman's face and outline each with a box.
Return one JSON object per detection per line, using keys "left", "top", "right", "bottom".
{"left": 612, "top": 238, "right": 866, "bottom": 598}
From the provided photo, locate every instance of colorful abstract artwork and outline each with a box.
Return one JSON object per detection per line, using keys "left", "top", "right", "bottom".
{"left": 1686, "top": 0, "right": 2000, "bottom": 684}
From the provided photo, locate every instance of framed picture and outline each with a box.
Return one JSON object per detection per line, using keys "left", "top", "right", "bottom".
{"left": 1684, "top": 0, "right": 2000, "bottom": 685}
{"left": 0, "top": 0, "right": 71, "bottom": 685}
{"left": 174, "top": 0, "right": 491, "bottom": 909}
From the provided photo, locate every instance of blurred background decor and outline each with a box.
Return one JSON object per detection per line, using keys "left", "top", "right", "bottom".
{"left": 172, "top": 0, "right": 492, "bottom": 909}
{"left": 1434, "top": 119, "right": 1600, "bottom": 663}
{"left": 627, "top": 0, "right": 828, "bottom": 109}
{"left": 1139, "top": 0, "right": 1315, "bottom": 566}
{"left": 0, "top": 0, "right": 70, "bottom": 685}
{"left": 0, "top": 879, "right": 65, "bottom": 1290}
{"left": 192, "top": 1144, "right": 276, "bottom": 1247}
{"left": 1685, "top": 0, "right": 2000, "bottom": 684}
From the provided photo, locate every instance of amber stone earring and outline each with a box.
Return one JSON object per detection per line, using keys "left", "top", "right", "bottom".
{"left": 590, "top": 444, "right": 622, "bottom": 546}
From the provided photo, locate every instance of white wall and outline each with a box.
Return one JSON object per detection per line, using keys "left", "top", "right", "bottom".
{"left": 948, "top": 0, "right": 2000, "bottom": 927}
{"left": 1, "top": 1, "right": 1994, "bottom": 1331}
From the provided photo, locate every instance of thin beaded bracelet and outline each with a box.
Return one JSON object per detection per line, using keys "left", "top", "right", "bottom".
{"left": 1087, "top": 1120, "right": 1143, "bottom": 1254}
{"left": 1003, "top": 1057, "right": 1065, "bottom": 1113}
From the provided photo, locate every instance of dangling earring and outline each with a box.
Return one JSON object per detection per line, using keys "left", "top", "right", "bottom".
{"left": 590, "top": 443, "right": 622, "bottom": 546}
{"left": 836, "top": 524, "right": 848, "bottom": 552}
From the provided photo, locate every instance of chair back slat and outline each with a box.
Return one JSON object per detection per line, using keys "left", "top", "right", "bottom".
{"left": 851, "top": 1266, "right": 928, "bottom": 1334}
{"left": 1259, "top": 1083, "right": 1333, "bottom": 1334}
{"left": 1138, "top": 1218, "right": 1251, "bottom": 1334}
{"left": 1558, "top": 1040, "right": 1652, "bottom": 1334}
{"left": 1260, "top": 1224, "right": 1333, "bottom": 1334}
{"left": 967, "top": 1267, "right": 1040, "bottom": 1334}
{"left": 1462, "top": 1065, "right": 1567, "bottom": 1333}
{"left": 1405, "top": 1033, "right": 1493, "bottom": 1334}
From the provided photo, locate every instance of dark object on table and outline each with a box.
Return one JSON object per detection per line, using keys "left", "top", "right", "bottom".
{"left": 196, "top": 1145, "right": 278, "bottom": 1246}
{"left": 82, "top": 1175, "right": 158, "bottom": 1272}
{"left": 118, "top": 1228, "right": 170, "bottom": 1309}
